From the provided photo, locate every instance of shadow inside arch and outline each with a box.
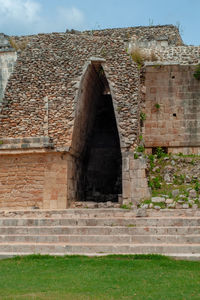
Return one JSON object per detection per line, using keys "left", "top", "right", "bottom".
{"left": 70, "top": 60, "right": 122, "bottom": 203}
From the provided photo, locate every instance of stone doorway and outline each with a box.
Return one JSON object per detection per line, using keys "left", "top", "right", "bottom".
{"left": 81, "top": 94, "right": 122, "bottom": 202}
{"left": 70, "top": 60, "right": 122, "bottom": 203}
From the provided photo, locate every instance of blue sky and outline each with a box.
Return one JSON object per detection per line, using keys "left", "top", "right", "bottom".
{"left": 0, "top": 0, "right": 199, "bottom": 45}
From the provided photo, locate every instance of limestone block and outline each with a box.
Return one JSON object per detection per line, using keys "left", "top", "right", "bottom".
{"left": 154, "top": 206, "right": 161, "bottom": 210}
{"left": 129, "top": 158, "right": 135, "bottom": 170}
{"left": 164, "top": 173, "right": 171, "bottom": 183}
{"left": 189, "top": 189, "right": 197, "bottom": 199}
{"left": 172, "top": 189, "right": 179, "bottom": 198}
{"left": 136, "top": 208, "right": 147, "bottom": 217}
{"left": 141, "top": 204, "right": 149, "bottom": 209}
{"left": 151, "top": 197, "right": 165, "bottom": 203}
{"left": 182, "top": 203, "right": 189, "bottom": 209}
{"left": 176, "top": 203, "right": 183, "bottom": 209}
{"left": 123, "top": 171, "right": 130, "bottom": 180}
{"left": 167, "top": 203, "right": 176, "bottom": 208}
{"left": 123, "top": 157, "right": 130, "bottom": 172}
{"left": 123, "top": 180, "right": 131, "bottom": 198}
{"left": 166, "top": 198, "right": 173, "bottom": 204}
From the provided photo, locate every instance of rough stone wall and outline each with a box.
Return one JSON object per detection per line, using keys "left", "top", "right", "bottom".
{"left": 85, "top": 25, "right": 183, "bottom": 46}
{"left": 0, "top": 31, "right": 146, "bottom": 207}
{"left": 143, "top": 46, "right": 200, "bottom": 65}
{"left": 143, "top": 65, "right": 200, "bottom": 153}
{"left": 0, "top": 25, "right": 199, "bottom": 208}
{"left": 0, "top": 33, "right": 139, "bottom": 151}
{"left": 1, "top": 26, "right": 198, "bottom": 151}
{"left": 0, "top": 34, "right": 17, "bottom": 103}
{"left": 0, "top": 52, "right": 17, "bottom": 103}
{"left": 122, "top": 153, "right": 150, "bottom": 206}
{"left": 0, "top": 152, "right": 68, "bottom": 210}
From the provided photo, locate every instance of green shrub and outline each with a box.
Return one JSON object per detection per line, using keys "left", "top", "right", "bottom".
{"left": 139, "top": 135, "right": 143, "bottom": 141}
{"left": 153, "top": 177, "right": 161, "bottom": 189}
{"left": 136, "top": 145, "right": 145, "bottom": 153}
{"left": 140, "top": 112, "right": 146, "bottom": 121}
{"left": 193, "top": 65, "right": 200, "bottom": 80}
{"left": 155, "top": 147, "right": 165, "bottom": 158}
{"left": 191, "top": 177, "right": 198, "bottom": 184}
{"left": 155, "top": 103, "right": 160, "bottom": 109}
{"left": 195, "top": 181, "right": 200, "bottom": 193}
{"left": 148, "top": 154, "right": 155, "bottom": 170}
{"left": 173, "top": 174, "right": 185, "bottom": 185}
{"left": 134, "top": 153, "right": 139, "bottom": 159}
{"left": 149, "top": 177, "right": 161, "bottom": 189}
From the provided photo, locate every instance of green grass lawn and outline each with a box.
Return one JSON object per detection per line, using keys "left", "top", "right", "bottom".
{"left": 0, "top": 255, "right": 200, "bottom": 300}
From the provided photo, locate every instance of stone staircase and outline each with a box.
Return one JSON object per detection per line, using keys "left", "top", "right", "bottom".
{"left": 0, "top": 208, "right": 200, "bottom": 260}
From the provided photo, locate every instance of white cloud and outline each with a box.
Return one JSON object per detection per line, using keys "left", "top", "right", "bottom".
{"left": 0, "top": 0, "right": 86, "bottom": 35}
{"left": 57, "top": 7, "right": 85, "bottom": 30}
{"left": 0, "top": 0, "right": 41, "bottom": 24}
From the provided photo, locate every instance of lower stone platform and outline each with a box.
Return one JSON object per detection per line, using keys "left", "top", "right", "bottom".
{"left": 0, "top": 208, "right": 199, "bottom": 260}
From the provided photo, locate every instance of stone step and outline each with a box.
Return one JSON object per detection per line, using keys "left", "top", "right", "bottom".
{"left": 1, "top": 209, "right": 200, "bottom": 219}
{"left": 0, "top": 226, "right": 199, "bottom": 235}
{"left": 0, "top": 217, "right": 200, "bottom": 227}
{"left": 146, "top": 209, "right": 200, "bottom": 217}
{"left": 0, "top": 209, "right": 138, "bottom": 219}
{"left": 0, "top": 209, "right": 199, "bottom": 260}
{"left": 0, "top": 243, "right": 199, "bottom": 254}
{"left": 0, "top": 234, "right": 200, "bottom": 244}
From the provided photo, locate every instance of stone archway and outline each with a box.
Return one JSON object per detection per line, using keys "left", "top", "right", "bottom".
{"left": 70, "top": 59, "right": 122, "bottom": 203}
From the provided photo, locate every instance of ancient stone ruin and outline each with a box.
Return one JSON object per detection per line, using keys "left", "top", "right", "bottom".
{"left": 0, "top": 25, "right": 200, "bottom": 210}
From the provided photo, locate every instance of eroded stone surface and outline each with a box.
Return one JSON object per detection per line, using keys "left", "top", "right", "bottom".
{"left": 0, "top": 25, "right": 199, "bottom": 209}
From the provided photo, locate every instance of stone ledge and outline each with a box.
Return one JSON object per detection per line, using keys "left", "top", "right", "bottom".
{"left": 0, "top": 136, "right": 54, "bottom": 150}
{"left": 0, "top": 48, "right": 15, "bottom": 53}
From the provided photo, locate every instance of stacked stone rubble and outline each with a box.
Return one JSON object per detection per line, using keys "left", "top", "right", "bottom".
{"left": 0, "top": 33, "right": 139, "bottom": 150}
{"left": 0, "top": 25, "right": 199, "bottom": 208}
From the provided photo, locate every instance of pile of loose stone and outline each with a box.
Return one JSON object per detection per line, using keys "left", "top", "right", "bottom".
{"left": 140, "top": 188, "right": 199, "bottom": 210}
{"left": 140, "top": 154, "right": 200, "bottom": 210}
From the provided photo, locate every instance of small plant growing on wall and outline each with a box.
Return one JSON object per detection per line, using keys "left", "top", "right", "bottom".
{"left": 9, "top": 37, "right": 28, "bottom": 51}
{"left": 131, "top": 47, "right": 146, "bottom": 68}
{"left": 134, "top": 153, "right": 139, "bottom": 159}
{"left": 140, "top": 112, "right": 146, "bottom": 127}
{"left": 155, "top": 103, "right": 160, "bottom": 110}
{"left": 130, "top": 47, "right": 157, "bottom": 69}
{"left": 139, "top": 135, "right": 143, "bottom": 141}
{"left": 148, "top": 176, "right": 161, "bottom": 189}
{"left": 136, "top": 145, "right": 145, "bottom": 153}
{"left": 155, "top": 147, "right": 166, "bottom": 158}
{"left": 140, "top": 112, "right": 146, "bottom": 121}
{"left": 193, "top": 65, "right": 200, "bottom": 80}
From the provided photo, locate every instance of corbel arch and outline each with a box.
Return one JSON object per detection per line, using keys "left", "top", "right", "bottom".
{"left": 69, "top": 58, "right": 123, "bottom": 203}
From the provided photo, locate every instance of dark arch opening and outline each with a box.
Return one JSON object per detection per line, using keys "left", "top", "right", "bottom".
{"left": 81, "top": 93, "right": 122, "bottom": 202}
{"left": 71, "top": 62, "right": 122, "bottom": 203}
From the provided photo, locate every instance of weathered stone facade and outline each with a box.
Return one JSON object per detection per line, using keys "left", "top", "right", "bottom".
{"left": 0, "top": 152, "right": 68, "bottom": 209}
{"left": 143, "top": 65, "right": 200, "bottom": 154}
{"left": 0, "top": 34, "right": 17, "bottom": 104}
{"left": 0, "top": 25, "right": 199, "bottom": 209}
